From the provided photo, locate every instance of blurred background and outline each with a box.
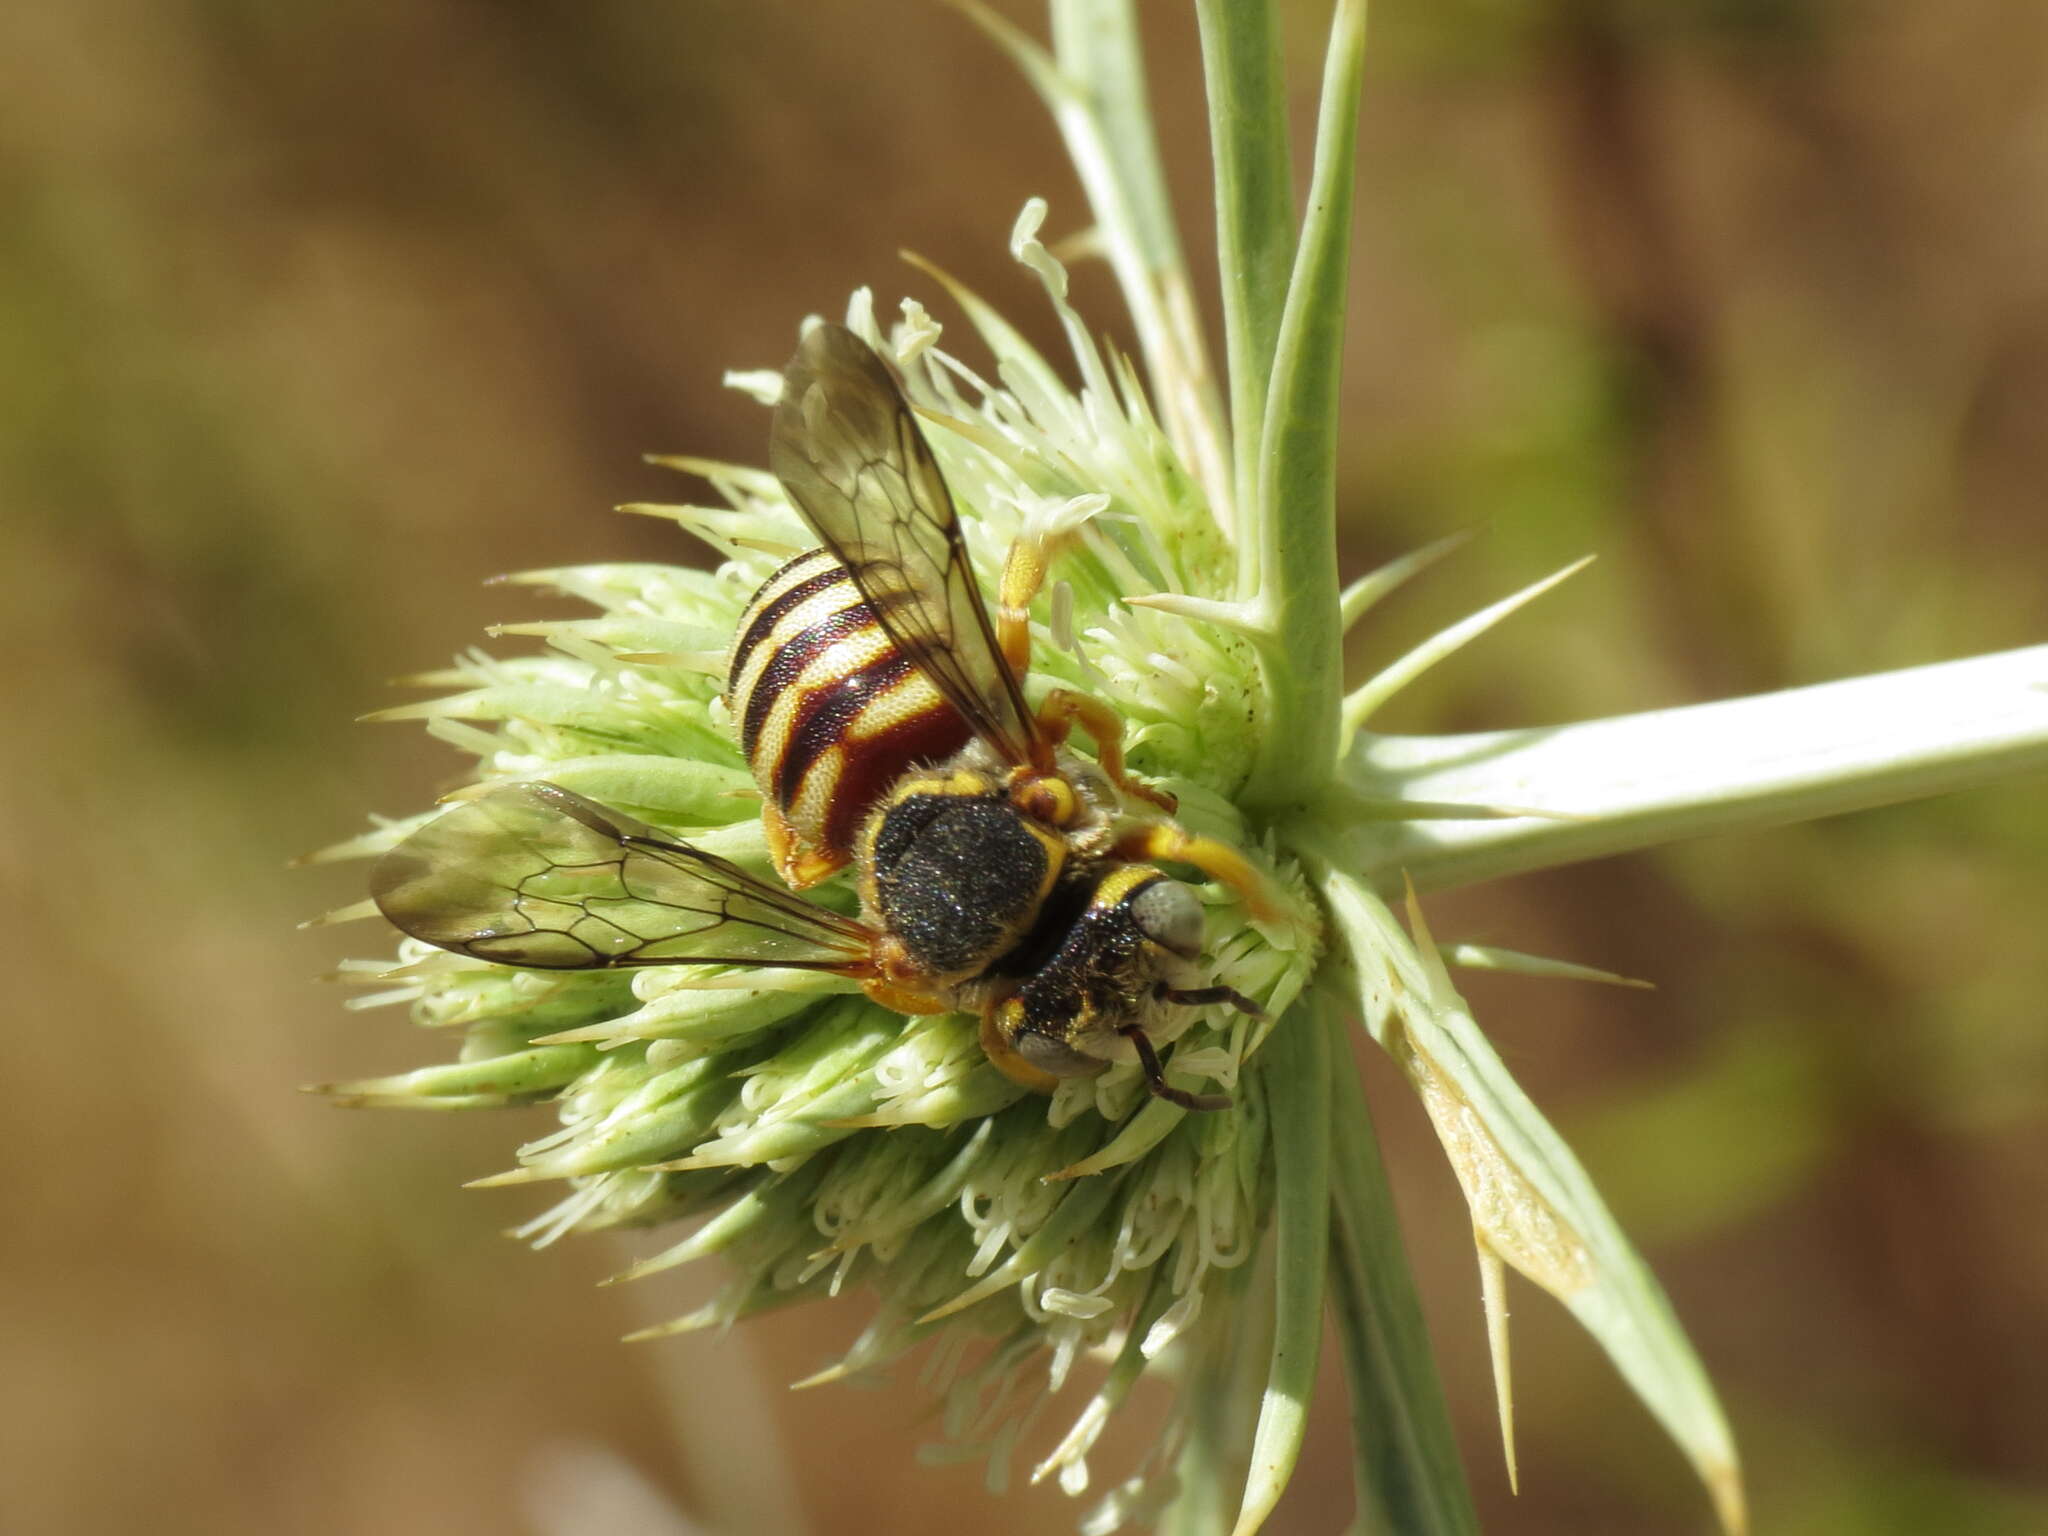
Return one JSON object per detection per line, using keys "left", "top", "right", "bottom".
{"left": 4, "top": 1, "right": 2046, "bottom": 1532}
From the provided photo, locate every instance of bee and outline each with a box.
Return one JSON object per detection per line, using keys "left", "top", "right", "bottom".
{"left": 373, "top": 323, "right": 1277, "bottom": 1111}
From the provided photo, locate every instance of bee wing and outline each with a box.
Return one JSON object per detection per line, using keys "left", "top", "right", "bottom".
{"left": 770, "top": 322, "right": 1042, "bottom": 767}
{"left": 371, "top": 781, "right": 877, "bottom": 972}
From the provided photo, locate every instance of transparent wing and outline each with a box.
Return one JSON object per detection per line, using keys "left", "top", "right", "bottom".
{"left": 769, "top": 322, "right": 1042, "bottom": 766}
{"left": 371, "top": 782, "right": 877, "bottom": 972}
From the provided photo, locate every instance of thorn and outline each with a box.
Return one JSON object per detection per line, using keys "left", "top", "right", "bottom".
{"left": 600, "top": 1243, "right": 699, "bottom": 1287}
{"left": 297, "top": 898, "right": 381, "bottom": 930}
{"left": 1343, "top": 554, "right": 1596, "bottom": 741}
{"left": 1339, "top": 528, "right": 1478, "bottom": 632}
{"left": 622, "top": 1308, "right": 719, "bottom": 1344}
{"left": 357, "top": 700, "right": 455, "bottom": 724}
{"left": 642, "top": 453, "right": 724, "bottom": 478}
{"left": 1478, "top": 1242, "right": 1519, "bottom": 1495}
{"left": 787, "top": 1362, "right": 852, "bottom": 1391}
{"left": 1445, "top": 943, "right": 1655, "bottom": 990}
{"left": 463, "top": 1167, "right": 551, "bottom": 1189}
{"left": 531, "top": 1023, "right": 617, "bottom": 1046}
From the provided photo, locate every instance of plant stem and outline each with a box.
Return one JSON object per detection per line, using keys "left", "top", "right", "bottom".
{"left": 1238, "top": 0, "right": 1368, "bottom": 815}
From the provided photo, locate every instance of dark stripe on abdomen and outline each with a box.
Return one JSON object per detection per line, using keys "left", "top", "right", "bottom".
{"left": 738, "top": 603, "right": 880, "bottom": 762}
{"left": 727, "top": 557, "right": 852, "bottom": 691}
{"left": 774, "top": 652, "right": 917, "bottom": 804}
{"left": 822, "top": 703, "right": 977, "bottom": 860}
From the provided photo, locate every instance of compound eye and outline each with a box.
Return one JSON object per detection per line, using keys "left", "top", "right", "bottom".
{"left": 1129, "top": 878, "right": 1204, "bottom": 959}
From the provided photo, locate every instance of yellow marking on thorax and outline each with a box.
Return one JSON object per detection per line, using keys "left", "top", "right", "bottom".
{"left": 1090, "top": 862, "right": 1163, "bottom": 910}
{"left": 886, "top": 766, "right": 999, "bottom": 806}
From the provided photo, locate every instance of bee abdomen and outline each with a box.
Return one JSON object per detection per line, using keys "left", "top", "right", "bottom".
{"left": 728, "top": 550, "right": 972, "bottom": 884}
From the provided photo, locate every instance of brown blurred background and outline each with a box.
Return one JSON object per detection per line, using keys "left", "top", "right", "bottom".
{"left": 4, "top": 2, "right": 2046, "bottom": 1532}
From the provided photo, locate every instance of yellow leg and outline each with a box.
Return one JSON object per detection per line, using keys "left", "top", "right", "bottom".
{"left": 862, "top": 978, "right": 953, "bottom": 1017}
{"left": 996, "top": 530, "right": 1062, "bottom": 678}
{"left": 997, "top": 529, "right": 1176, "bottom": 816}
{"left": 1112, "top": 822, "right": 1284, "bottom": 923}
{"left": 1037, "top": 688, "right": 1177, "bottom": 815}
{"left": 761, "top": 800, "right": 847, "bottom": 890}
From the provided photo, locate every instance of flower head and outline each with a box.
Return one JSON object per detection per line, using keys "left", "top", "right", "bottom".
{"left": 318, "top": 209, "right": 1325, "bottom": 1522}
{"left": 315, "top": 6, "right": 2048, "bottom": 1533}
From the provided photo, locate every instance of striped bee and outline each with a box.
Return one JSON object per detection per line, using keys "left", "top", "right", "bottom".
{"left": 374, "top": 324, "right": 1275, "bottom": 1110}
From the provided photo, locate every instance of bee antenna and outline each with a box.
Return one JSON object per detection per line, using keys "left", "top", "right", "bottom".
{"left": 1121, "top": 1027, "right": 1232, "bottom": 1113}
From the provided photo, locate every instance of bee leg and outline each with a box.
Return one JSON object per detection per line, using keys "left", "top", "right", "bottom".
{"left": 1110, "top": 824, "right": 1285, "bottom": 923}
{"left": 996, "top": 529, "right": 1175, "bottom": 813}
{"left": 1157, "top": 983, "right": 1265, "bottom": 1019}
{"left": 1121, "top": 1027, "right": 1232, "bottom": 1113}
{"left": 995, "top": 528, "right": 1066, "bottom": 677}
{"left": 761, "top": 800, "right": 847, "bottom": 891}
{"left": 1036, "top": 688, "right": 1178, "bottom": 814}
{"left": 861, "top": 978, "right": 954, "bottom": 1016}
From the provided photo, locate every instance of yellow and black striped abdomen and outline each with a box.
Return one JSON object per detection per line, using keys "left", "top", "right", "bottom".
{"left": 728, "top": 550, "right": 974, "bottom": 889}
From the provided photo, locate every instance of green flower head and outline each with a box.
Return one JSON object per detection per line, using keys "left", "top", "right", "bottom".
{"left": 317, "top": 215, "right": 1322, "bottom": 1523}
{"left": 315, "top": 5, "right": 2048, "bottom": 1532}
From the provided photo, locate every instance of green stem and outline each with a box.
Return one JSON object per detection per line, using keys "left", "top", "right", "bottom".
{"left": 1194, "top": 0, "right": 1295, "bottom": 534}
{"left": 1328, "top": 642, "right": 2048, "bottom": 892}
{"left": 1240, "top": 0, "right": 1368, "bottom": 814}
{"left": 1323, "top": 999, "right": 1481, "bottom": 1536}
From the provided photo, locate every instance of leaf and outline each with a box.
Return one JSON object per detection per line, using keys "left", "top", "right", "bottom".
{"left": 1318, "top": 866, "right": 1748, "bottom": 1536}
{"left": 1192, "top": 0, "right": 1294, "bottom": 524}
{"left": 1322, "top": 994, "right": 1480, "bottom": 1536}
{"left": 1229, "top": 997, "right": 1330, "bottom": 1536}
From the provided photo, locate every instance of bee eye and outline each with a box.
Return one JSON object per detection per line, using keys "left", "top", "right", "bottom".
{"left": 1129, "top": 879, "right": 1204, "bottom": 959}
{"left": 1012, "top": 1027, "right": 1099, "bottom": 1078}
